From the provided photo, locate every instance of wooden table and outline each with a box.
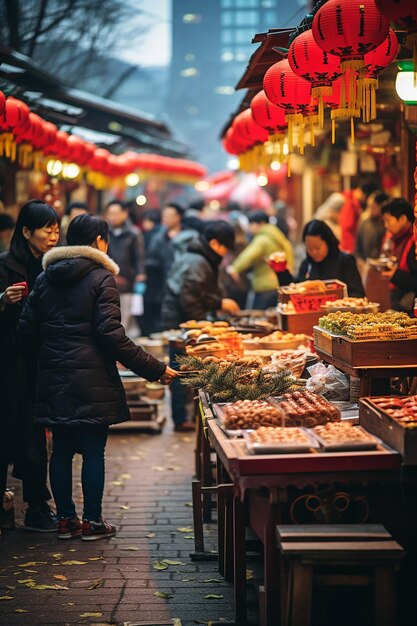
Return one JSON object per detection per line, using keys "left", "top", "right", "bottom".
{"left": 205, "top": 415, "right": 407, "bottom": 626}
{"left": 315, "top": 348, "right": 417, "bottom": 396}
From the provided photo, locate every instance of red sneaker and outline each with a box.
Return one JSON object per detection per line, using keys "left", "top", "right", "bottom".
{"left": 58, "top": 516, "right": 82, "bottom": 539}
{"left": 82, "top": 518, "right": 116, "bottom": 541}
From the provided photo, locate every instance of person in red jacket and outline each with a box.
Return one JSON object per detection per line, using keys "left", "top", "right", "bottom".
{"left": 339, "top": 182, "right": 378, "bottom": 254}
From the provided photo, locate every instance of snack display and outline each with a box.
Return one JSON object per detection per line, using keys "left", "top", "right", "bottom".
{"left": 318, "top": 311, "right": 417, "bottom": 340}
{"left": 313, "top": 422, "right": 378, "bottom": 450}
{"left": 217, "top": 400, "right": 285, "bottom": 430}
{"left": 242, "top": 330, "right": 307, "bottom": 350}
{"left": 364, "top": 396, "right": 417, "bottom": 427}
{"left": 244, "top": 426, "right": 317, "bottom": 454}
{"left": 321, "top": 297, "right": 379, "bottom": 313}
{"left": 280, "top": 280, "right": 327, "bottom": 295}
{"left": 273, "top": 390, "right": 341, "bottom": 427}
{"left": 180, "top": 320, "right": 230, "bottom": 330}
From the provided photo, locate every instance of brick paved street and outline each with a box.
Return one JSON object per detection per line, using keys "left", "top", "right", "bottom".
{"left": 0, "top": 423, "right": 243, "bottom": 626}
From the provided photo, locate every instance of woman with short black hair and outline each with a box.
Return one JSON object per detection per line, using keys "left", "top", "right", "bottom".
{"left": 0, "top": 200, "right": 60, "bottom": 536}
{"left": 19, "top": 213, "right": 177, "bottom": 541}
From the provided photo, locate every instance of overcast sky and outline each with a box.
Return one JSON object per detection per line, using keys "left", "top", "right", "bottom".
{"left": 119, "top": 0, "right": 171, "bottom": 67}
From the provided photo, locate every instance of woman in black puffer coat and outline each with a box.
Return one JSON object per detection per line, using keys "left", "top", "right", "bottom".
{"left": 0, "top": 200, "right": 60, "bottom": 535}
{"left": 19, "top": 214, "right": 177, "bottom": 541}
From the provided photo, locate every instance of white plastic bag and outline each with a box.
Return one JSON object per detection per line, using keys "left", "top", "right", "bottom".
{"left": 306, "top": 362, "right": 349, "bottom": 401}
{"left": 130, "top": 293, "right": 144, "bottom": 316}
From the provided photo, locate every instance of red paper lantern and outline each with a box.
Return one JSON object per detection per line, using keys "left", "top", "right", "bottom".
{"left": 0, "top": 91, "right": 5, "bottom": 115}
{"left": 263, "top": 59, "right": 311, "bottom": 152}
{"left": 232, "top": 109, "right": 269, "bottom": 146}
{"left": 375, "top": 1, "right": 417, "bottom": 31}
{"left": 222, "top": 127, "right": 250, "bottom": 155}
{"left": 312, "top": 0, "right": 389, "bottom": 64}
{"left": 359, "top": 27, "right": 399, "bottom": 121}
{"left": 1, "top": 97, "right": 30, "bottom": 130}
{"left": 288, "top": 29, "right": 342, "bottom": 127}
{"left": 250, "top": 90, "right": 287, "bottom": 134}
{"left": 90, "top": 148, "right": 110, "bottom": 173}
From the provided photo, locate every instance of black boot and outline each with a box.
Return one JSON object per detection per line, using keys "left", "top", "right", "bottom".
{"left": 24, "top": 502, "right": 58, "bottom": 533}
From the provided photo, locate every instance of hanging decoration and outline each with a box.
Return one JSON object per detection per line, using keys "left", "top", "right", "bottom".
{"left": 250, "top": 90, "right": 288, "bottom": 162}
{"left": 0, "top": 95, "right": 207, "bottom": 188}
{"left": 358, "top": 27, "right": 399, "bottom": 122}
{"left": 312, "top": 0, "right": 389, "bottom": 113}
{"left": 288, "top": 28, "right": 342, "bottom": 128}
{"left": 376, "top": 0, "right": 417, "bottom": 82}
{"left": 263, "top": 58, "right": 311, "bottom": 153}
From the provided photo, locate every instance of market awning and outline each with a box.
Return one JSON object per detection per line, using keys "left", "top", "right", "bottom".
{"left": 0, "top": 47, "right": 188, "bottom": 157}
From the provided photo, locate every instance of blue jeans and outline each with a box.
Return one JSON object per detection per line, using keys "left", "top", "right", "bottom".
{"left": 50, "top": 426, "right": 108, "bottom": 521}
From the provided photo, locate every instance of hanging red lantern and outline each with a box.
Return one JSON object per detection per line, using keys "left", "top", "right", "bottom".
{"left": 0, "top": 91, "right": 5, "bottom": 116}
{"left": 67, "top": 134, "right": 86, "bottom": 165}
{"left": 223, "top": 127, "right": 251, "bottom": 155}
{"left": 232, "top": 109, "right": 269, "bottom": 145}
{"left": 288, "top": 29, "right": 342, "bottom": 127}
{"left": 90, "top": 148, "right": 110, "bottom": 172}
{"left": 250, "top": 90, "right": 287, "bottom": 134}
{"left": 312, "top": 0, "right": 389, "bottom": 111}
{"left": 359, "top": 27, "right": 399, "bottom": 121}
{"left": 376, "top": 0, "right": 417, "bottom": 71}
{"left": 263, "top": 58, "right": 311, "bottom": 153}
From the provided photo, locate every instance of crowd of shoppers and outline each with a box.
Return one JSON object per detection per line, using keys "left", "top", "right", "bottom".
{"left": 2, "top": 187, "right": 417, "bottom": 540}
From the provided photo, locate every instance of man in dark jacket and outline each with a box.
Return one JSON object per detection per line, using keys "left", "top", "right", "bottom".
{"left": 161, "top": 221, "right": 240, "bottom": 431}
{"left": 104, "top": 200, "right": 145, "bottom": 335}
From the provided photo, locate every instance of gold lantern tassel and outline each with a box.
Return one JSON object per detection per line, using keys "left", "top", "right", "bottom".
{"left": 311, "top": 85, "right": 332, "bottom": 129}
{"left": 332, "top": 118, "right": 336, "bottom": 144}
{"left": 341, "top": 59, "right": 363, "bottom": 110}
{"left": 287, "top": 154, "right": 291, "bottom": 178}
{"left": 361, "top": 77, "right": 378, "bottom": 123}
{"left": 331, "top": 107, "right": 360, "bottom": 145}
{"left": 285, "top": 113, "right": 303, "bottom": 154}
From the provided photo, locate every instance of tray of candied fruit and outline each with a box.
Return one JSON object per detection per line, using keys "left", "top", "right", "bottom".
{"left": 359, "top": 396, "right": 417, "bottom": 464}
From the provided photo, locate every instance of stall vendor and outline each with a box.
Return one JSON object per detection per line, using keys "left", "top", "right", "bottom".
{"left": 277, "top": 219, "right": 365, "bottom": 297}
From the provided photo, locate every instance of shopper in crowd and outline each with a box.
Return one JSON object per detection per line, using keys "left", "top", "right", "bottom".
{"left": 161, "top": 220, "right": 240, "bottom": 431}
{"left": 104, "top": 199, "right": 145, "bottom": 335}
{"left": 0, "top": 214, "right": 15, "bottom": 253}
{"left": 59, "top": 201, "right": 89, "bottom": 244}
{"left": 277, "top": 220, "right": 365, "bottom": 297}
{"left": 0, "top": 200, "right": 60, "bottom": 534}
{"left": 380, "top": 198, "right": 417, "bottom": 313}
{"left": 314, "top": 192, "right": 345, "bottom": 241}
{"left": 138, "top": 210, "right": 163, "bottom": 337}
{"left": 339, "top": 181, "right": 379, "bottom": 254}
{"left": 226, "top": 210, "right": 294, "bottom": 310}
{"left": 146, "top": 203, "right": 199, "bottom": 329}
{"left": 18, "top": 214, "right": 177, "bottom": 541}
{"left": 219, "top": 214, "right": 250, "bottom": 309}
{"left": 356, "top": 191, "right": 389, "bottom": 263}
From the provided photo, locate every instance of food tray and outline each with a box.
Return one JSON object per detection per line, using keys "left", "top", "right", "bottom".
{"left": 312, "top": 426, "right": 379, "bottom": 451}
{"left": 242, "top": 428, "right": 318, "bottom": 454}
{"left": 212, "top": 402, "right": 283, "bottom": 438}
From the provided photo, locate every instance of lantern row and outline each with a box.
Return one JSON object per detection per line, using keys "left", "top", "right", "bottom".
{"left": 0, "top": 93, "right": 207, "bottom": 187}
{"left": 223, "top": 0, "right": 417, "bottom": 170}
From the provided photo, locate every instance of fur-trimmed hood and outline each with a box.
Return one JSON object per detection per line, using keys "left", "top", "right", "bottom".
{"left": 42, "top": 246, "right": 119, "bottom": 287}
{"left": 43, "top": 246, "right": 119, "bottom": 274}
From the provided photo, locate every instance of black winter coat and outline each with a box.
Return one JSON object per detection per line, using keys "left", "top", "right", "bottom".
{"left": 18, "top": 246, "right": 166, "bottom": 427}
{"left": 0, "top": 247, "right": 43, "bottom": 464}
{"left": 279, "top": 251, "right": 365, "bottom": 298}
{"left": 160, "top": 237, "right": 223, "bottom": 330}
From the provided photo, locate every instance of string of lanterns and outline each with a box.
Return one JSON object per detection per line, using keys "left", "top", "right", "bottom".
{"left": 223, "top": 0, "right": 415, "bottom": 177}
{"left": 0, "top": 93, "right": 207, "bottom": 188}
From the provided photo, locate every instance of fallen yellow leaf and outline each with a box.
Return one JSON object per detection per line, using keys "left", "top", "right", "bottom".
{"left": 153, "top": 591, "right": 172, "bottom": 599}
{"left": 53, "top": 575, "right": 68, "bottom": 581}
{"left": 111, "top": 481, "right": 124, "bottom": 486}
{"left": 61, "top": 560, "right": 88, "bottom": 565}
{"left": 120, "top": 505, "right": 130, "bottom": 510}
{"left": 18, "top": 562, "right": 46, "bottom": 567}
{"left": 0, "top": 596, "right": 14, "bottom": 601}
{"left": 79, "top": 612, "right": 103, "bottom": 618}
{"left": 14, "top": 609, "right": 28, "bottom": 613}
{"left": 177, "top": 527, "right": 193, "bottom": 533}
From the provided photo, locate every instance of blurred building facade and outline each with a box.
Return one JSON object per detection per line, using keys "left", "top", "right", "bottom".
{"left": 169, "top": 0, "right": 310, "bottom": 172}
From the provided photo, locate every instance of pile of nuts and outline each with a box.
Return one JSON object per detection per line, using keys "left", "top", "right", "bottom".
{"left": 222, "top": 400, "right": 284, "bottom": 430}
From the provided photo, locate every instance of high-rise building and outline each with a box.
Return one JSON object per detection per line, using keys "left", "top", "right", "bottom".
{"left": 168, "top": 0, "right": 310, "bottom": 172}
